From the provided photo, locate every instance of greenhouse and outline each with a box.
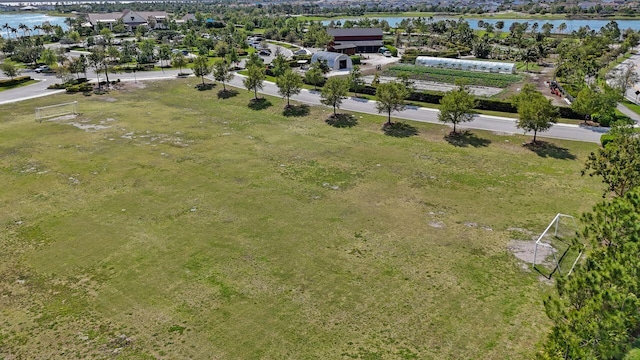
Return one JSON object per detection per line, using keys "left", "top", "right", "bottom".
{"left": 415, "top": 57, "right": 516, "bottom": 74}
{"left": 310, "top": 51, "right": 353, "bottom": 72}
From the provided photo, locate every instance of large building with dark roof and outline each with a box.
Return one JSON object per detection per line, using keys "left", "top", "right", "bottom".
{"left": 326, "top": 28, "right": 384, "bottom": 55}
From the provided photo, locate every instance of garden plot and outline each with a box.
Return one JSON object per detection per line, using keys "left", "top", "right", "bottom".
{"left": 363, "top": 75, "right": 503, "bottom": 97}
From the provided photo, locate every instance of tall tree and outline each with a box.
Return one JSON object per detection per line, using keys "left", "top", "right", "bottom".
{"left": 320, "top": 76, "right": 349, "bottom": 116}
{"left": 171, "top": 52, "right": 187, "bottom": 74}
{"left": 375, "top": 82, "right": 410, "bottom": 125}
{"left": 609, "top": 62, "right": 639, "bottom": 97}
{"left": 271, "top": 53, "right": 288, "bottom": 78}
{"left": 542, "top": 187, "right": 640, "bottom": 359}
{"left": 275, "top": 69, "right": 302, "bottom": 107}
{"left": 511, "top": 84, "right": 558, "bottom": 143}
{"left": 304, "top": 66, "right": 323, "bottom": 91}
{"left": 583, "top": 123, "right": 640, "bottom": 197}
{"left": 212, "top": 60, "right": 234, "bottom": 91}
{"left": 158, "top": 45, "right": 172, "bottom": 70}
{"left": 438, "top": 85, "right": 477, "bottom": 133}
{"left": 245, "top": 52, "right": 264, "bottom": 69}
{"left": 243, "top": 64, "right": 265, "bottom": 100}
{"left": 192, "top": 55, "right": 212, "bottom": 85}
{"left": 348, "top": 65, "right": 364, "bottom": 97}
{"left": 89, "top": 46, "right": 109, "bottom": 88}
{"left": 39, "top": 48, "right": 57, "bottom": 67}
{"left": 0, "top": 60, "right": 19, "bottom": 79}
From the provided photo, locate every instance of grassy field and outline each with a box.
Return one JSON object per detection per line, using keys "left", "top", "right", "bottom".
{"left": 0, "top": 78, "right": 603, "bottom": 359}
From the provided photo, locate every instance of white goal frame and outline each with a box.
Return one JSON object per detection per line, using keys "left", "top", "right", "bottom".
{"left": 35, "top": 101, "right": 78, "bottom": 122}
{"left": 533, "top": 213, "right": 584, "bottom": 279}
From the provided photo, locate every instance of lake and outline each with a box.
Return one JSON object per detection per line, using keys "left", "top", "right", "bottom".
{"left": 0, "top": 13, "right": 68, "bottom": 38}
{"left": 322, "top": 17, "right": 640, "bottom": 33}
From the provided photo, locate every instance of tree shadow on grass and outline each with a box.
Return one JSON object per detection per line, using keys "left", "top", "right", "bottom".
{"left": 523, "top": 141, "right": 577, "bottom": 160}
{"left": 325, "top": 113, "right": 358, "bottom": 128}
{"left": 217, "top": 89, "right": 238, "bottom": 99}
{"left": 283, "top": 104, "right": 310, "bottom": 117}
{"left": 382, "top": 122, "right": 418, "bottom": 138}
{"left": 195, "top": 83, "right": 215, "bottom": 91}
{"left": 444, "top": 130, "right": 491, "bottom": 148}
{"left": 248, "top": 98, "right": 272, "bottom": 110}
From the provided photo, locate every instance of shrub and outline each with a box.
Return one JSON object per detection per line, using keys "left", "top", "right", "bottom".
{"left": 0, "top": 76, "right": 31, "bottom": 88}
{"left": 385, "top": 45, "right": 398, "bottom": 57}
{"left": 600, "top": 134, "right": 616, "bottom": 147}
{"left": 350, "top": 56, "right": 361, "bottom": 65}
{"left": 66, "top": 82, "right": 93, "bottom": 93}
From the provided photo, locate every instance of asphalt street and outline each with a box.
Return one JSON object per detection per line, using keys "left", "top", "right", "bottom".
{"left": 1, "top": 67, "right": 605, "bottom": 143}
{"left": 226, "top": 74, "right": 605, "bottom": 144}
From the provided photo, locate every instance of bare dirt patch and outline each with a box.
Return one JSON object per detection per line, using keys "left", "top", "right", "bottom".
{"left": 508, "top": 240, "right": 555, "bottom": 265}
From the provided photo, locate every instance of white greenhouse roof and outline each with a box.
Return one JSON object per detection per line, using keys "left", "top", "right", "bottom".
{"left": 415, "top": 57, "right": 516, "bottom": 74}
{"left": 311, "top": 51, "right": 349, "bottom": 68}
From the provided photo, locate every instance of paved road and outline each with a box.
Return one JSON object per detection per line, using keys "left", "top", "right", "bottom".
{"left": 0, "top": 68, "right": 186, "bottom": 105}
{"left": 1, "top": 68, "right": 604, "bottom": 143}
{"left": 226, "top": 74, "right": 605, "bottom": 144}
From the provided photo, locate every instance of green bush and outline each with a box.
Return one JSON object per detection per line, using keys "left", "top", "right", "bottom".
{"left": 624, "top": 349, "right": 640, "bottom": 360}
{"left": 385, "top": 45, "right": 398, "bottom": 57}
{"left": 66, "top": 82, "right": 93, "bottom": 93}
{"left": 0, "top": 76, "right": 31, "bottom": 87}
{"left": 600, "top": 134, "right": 616, "bottom": 147}
{"left": 350, "top": 56, "right": 361, "bottom": 65}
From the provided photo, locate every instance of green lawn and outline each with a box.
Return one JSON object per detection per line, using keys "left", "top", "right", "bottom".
{"left": 0, "top": 79, "right": 39, "bottom": 92}
{"left": 0, "top": 78, "right": 603, "bottom": 359}
{"left": 622, "top": 99, "right": 640, "bottom": 116}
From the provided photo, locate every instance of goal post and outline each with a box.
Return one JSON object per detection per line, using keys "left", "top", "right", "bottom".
{"left": 533, "top": 213, "right": 584, "bottom": 279}
{"left": 35, "top": 101, "right": 78, "bottom": 122}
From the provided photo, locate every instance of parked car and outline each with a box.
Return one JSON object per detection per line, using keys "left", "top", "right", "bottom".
{"left": 383, "top": 51, "right": 392, "bottom": 57}
{"left": 258, "top": 49, "right": 271, "bottom": 56}
{"left": 34, "top": 65, "right": 51, "bottom": 73}
{"left": 293, "top": 49, "right": 308, "bottom": 55}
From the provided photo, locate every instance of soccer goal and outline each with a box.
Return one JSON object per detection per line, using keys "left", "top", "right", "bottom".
{"left": 533, "top": 213, "right": 584, "bottom": 279}
{"left": 35, "top": 101, "right": 78, "bottom": 122}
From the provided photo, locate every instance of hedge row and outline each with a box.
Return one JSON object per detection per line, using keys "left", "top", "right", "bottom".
{"left": 353, "top": 85, "right": 584, "bottom": 120}
{"left": 0, "top": 76, "right": 31, "bottom": 87}
{"left": 112, "top": 64, "right": 155, "bottom": 72}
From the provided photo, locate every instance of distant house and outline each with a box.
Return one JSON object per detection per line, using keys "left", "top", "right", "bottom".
{"left": 85, "top": 10, "right": 168, "bottom": 32}
{"left": 311, "top": 51, "right": 353, "bottom": 72}
{"left": 326, "top": 28, "right": 384, "bottom": 55}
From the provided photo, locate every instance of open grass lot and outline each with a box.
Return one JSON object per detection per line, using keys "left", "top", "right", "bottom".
{"left": 0, "top": 78, "right": 603, "bottom": 359}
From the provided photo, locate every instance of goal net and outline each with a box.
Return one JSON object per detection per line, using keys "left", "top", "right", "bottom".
{"left": 35, "top": 101, "right": 78, "bottom": 122}
{"left": 533, "top": 213, "right": 583, "bottom": 279}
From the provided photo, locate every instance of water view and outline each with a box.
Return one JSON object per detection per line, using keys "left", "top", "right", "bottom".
{"left": 0, "top": 13, "right": 68, "bottom": 37}
{"left": 322, "top": 17, "right": 640, "bottom": 33}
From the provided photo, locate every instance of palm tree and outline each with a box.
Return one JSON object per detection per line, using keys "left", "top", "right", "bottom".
{"left": 558, "top": 22, "right": 567, "bottom": 34}
{"left": 18, "top": 23, "right": 29, "bottom": 37}
{"left": 2, "top": 23, "right": 10, "bottom": 39}
{"left": 10, "top": 27, "right": 17, "bottom": 39}
{"left": 33, "top": 24, "right": 42, "bottom": 36}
